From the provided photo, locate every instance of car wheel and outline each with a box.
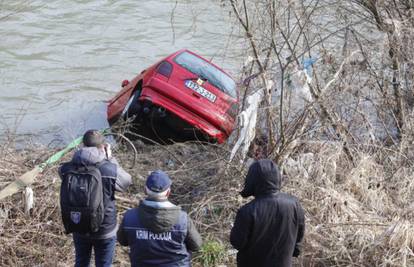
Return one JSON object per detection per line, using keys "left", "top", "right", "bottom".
{"left": 121, "top": 89, "right": 141, "bottom": 119}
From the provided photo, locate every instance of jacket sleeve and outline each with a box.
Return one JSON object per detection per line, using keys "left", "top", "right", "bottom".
{"left": 185, "top": 216, "right": 202, "bottom": 252}
{"left": 109, "top": 157, "right": 132, "bottom": 192}
{"left": 117, "top": 214, "right": 128, "bottom": 246}
{"left": 293, "top": 201, "right": 305, "bottom": 257}
{"left": 58, "top": 165, "right": 63, "bottom": 179}
{"left": 230, "top": 207, "right": 251, "bottom": 250}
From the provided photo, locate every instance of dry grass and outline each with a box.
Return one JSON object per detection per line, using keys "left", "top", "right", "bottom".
{"left": 284, "top": 142, "right": 414, "bottom": 266}
{"left": 0, "top": 134, "right": 413, "bottom": 266}
{"left": 0, "top": 138, "right": 242, "bottom": 266}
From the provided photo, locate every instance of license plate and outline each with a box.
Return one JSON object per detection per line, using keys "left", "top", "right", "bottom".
{"left": 185, "top": 80, "right": 216, "bottom": 102}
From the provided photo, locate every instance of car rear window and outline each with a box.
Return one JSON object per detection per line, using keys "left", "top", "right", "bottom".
{"left": 174, "top": 52, "right": 237, "bottom": 98}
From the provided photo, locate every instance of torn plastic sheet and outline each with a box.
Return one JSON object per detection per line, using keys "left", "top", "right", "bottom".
{"left": 24, "top": 187, "right": 34, "bottom": 216}
{"left": 288, "top": 61, "right": 313, "bottom": 104}
{"left": 230, "top": 89, "right": 264, "bottom": 162}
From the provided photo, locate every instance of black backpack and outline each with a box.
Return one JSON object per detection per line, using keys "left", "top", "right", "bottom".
{"left": 59, "top": 163, "right": 104, "bottom": 234}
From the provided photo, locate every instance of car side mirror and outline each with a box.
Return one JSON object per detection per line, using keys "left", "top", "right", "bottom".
{"left": 122, "top": 80, "right": 129, "bottom": 87}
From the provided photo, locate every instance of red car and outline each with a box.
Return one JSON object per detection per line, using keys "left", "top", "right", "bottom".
{"left": 107, "top": 49, "right": 239, "bottom": 143}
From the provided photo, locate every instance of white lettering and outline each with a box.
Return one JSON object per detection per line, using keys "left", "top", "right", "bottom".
{"left": 136, "top": 230, "right": 149, "bottom": 240}
{"left": 136, "top": 230, "right": 172, "bottom": 241}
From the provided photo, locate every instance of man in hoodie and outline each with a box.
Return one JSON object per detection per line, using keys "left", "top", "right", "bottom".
{"left": 59, "top": 130, "right": 132, "bottom": 267}
{"left": 230, "top": 159, "right": 305, "bottom": 267}
{"left": 117, "top": 170, "right": 202, "bottom": 267}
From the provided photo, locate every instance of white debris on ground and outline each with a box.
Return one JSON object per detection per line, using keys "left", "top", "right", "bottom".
{"left": 23, "top": 186, "right": 34, "bottom": 216}
{"left": 230, "top": 90, "right": 263, "bottom": 162}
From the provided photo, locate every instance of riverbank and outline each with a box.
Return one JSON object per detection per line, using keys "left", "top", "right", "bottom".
{"left": 1, "top": 136, "right": 413, "bottom": 266}
{"left": 0, "top": 139, "right": 241, "bottom": 266}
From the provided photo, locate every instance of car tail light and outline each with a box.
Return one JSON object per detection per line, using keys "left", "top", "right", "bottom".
{"left": 226, "top": 102, "right": 239, "bottom": 119}
{"left": 156, "top": 61, "right": 173, "bottom": 78}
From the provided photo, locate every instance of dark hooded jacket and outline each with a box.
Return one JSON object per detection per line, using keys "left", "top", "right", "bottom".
{"left": 230, "top": 159, "right": 305, "bottom": 267}
{"left": 117, "top": 199, "right": 202, "bottom": 267}
{"left": 59, "top": 147, "right": 132, "bottom": 239}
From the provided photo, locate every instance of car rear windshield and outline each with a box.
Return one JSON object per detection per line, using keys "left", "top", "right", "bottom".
{"left": 174, "top": 52, "right": 237, "bottom": 98}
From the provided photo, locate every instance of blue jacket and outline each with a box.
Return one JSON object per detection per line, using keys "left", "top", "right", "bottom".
{"left": 59, "top": 147, "right": 132, "bottom": 239}
{"left": 117, "top": 199, "right": 202, "bottom": 267}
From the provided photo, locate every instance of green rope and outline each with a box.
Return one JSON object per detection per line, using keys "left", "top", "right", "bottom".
{"left": 0, "top": 128, "right": 109, "bottom": 201}
{"left": 38, "top": 128, "right": 109, "bottom": 170}
{"left": 37, "top": 135, "right": 83, "bottom": 171}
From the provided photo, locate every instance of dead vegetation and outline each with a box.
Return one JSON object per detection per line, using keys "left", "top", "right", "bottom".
{"left": 0, "top": 135, "right": 244, "bottom": 266}
{"left": 227, "top": 0, "right": 414, "bottom": 265}
{"left": 1, "top": 125, "right": 414, "bottom": 266}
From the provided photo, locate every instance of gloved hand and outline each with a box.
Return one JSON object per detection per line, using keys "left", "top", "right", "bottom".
{"left": 104, "top": 143, "right": 112, "bottom": 159}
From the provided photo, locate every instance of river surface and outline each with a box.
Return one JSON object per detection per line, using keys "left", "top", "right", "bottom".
{"left": 0, "top": 0, "right": 243, "bottom": 144}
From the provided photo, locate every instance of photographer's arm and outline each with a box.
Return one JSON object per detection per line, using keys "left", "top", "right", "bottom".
{"left": 108, "top": 156, "right": 132, "bottom": 192}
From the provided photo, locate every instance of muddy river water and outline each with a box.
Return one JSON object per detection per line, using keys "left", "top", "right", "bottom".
{"left": 0, "top": 0, "right": 243, "bottom": 144}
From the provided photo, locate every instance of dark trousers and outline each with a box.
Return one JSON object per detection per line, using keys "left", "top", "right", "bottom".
{"left": 73, "top": 234, "right": 116, "bottom": 267}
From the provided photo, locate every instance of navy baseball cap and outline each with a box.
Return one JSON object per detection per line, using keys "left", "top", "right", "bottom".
{"left": 146, "top": 170, "right": 172, "bottom": 192}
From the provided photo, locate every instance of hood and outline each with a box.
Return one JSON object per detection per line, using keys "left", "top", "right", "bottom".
{"left": 240, "top": 159, "right": 281, "bottom": 198}
{"left": 138, "top": 200, "right": 182, "bottom": 233}
{"left": 72, "top": 147, "right": 106, "bottom": 166}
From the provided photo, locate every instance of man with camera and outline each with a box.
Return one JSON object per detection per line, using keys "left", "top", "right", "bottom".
{"left": 59, "top": 129, "right": 132, "bottom": 267}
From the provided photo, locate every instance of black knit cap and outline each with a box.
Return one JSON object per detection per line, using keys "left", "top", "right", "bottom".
{"left": 83, "top": 129, "right": 105, "bottom": 147}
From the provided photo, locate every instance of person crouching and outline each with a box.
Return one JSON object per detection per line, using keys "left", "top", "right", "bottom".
{"left": 117, "top": 170, "right": 202, "bottom": 267}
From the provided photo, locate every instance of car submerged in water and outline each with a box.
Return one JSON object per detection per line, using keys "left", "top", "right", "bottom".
{"left": 107, "top": 49, "right": 239, "bottom": 143}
